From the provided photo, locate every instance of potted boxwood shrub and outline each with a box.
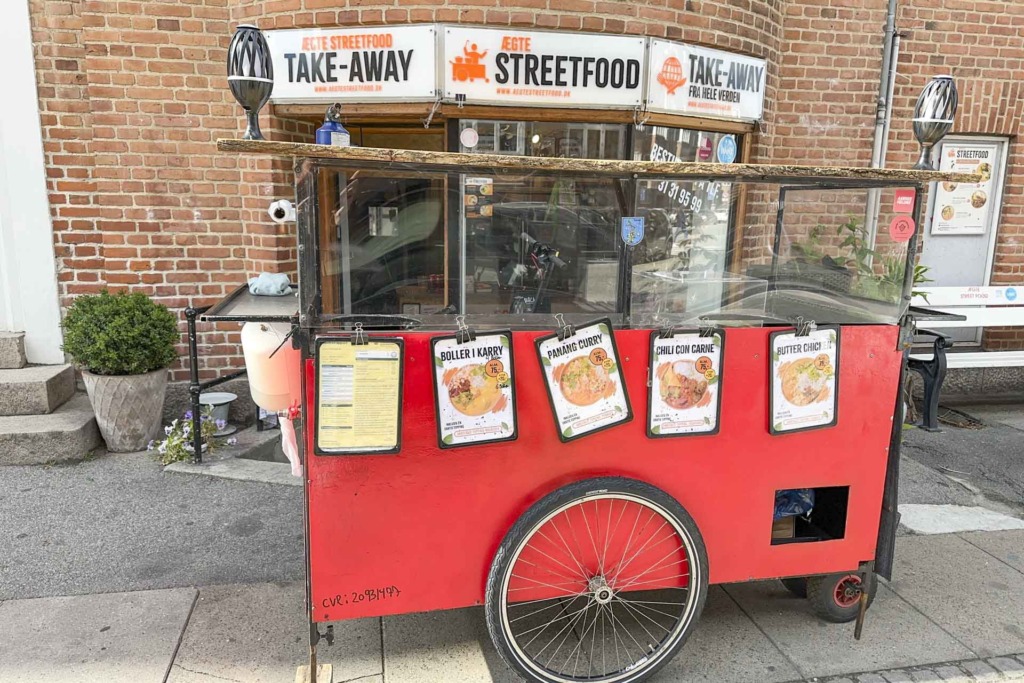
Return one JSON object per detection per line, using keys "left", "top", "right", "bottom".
{"left": 62, "top": 291, "right": 179, "bottom": 452}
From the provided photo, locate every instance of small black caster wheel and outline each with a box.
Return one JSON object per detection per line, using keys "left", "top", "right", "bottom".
{"left": 806, "top": 571, "right": 877, "bottom": 623}
{"left": 780, "top": 577, "right": 807, "bottom": 598}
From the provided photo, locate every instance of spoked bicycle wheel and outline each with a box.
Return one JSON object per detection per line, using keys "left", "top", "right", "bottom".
{"left": 485, "top": 477, "right": 708, "bottom": 683}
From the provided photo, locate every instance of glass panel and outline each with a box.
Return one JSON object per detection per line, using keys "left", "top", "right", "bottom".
{"left": 314, "top": 168, "right": 449, "bottom": 316}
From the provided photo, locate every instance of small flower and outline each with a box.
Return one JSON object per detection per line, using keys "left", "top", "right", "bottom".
{"left": 147, "top": 440, "right": 155, "bottom": 450}
{"left": 184, "top": 410, "right": 193, "bottom": 420}
{"left": 226, "top": 437, "right": 238, "bottom": 446}
{"left": 164, "top": 425, "right": 173, "bottom": 436}
{"left": 215, "top": 419, "right": 227, "bottom": 430}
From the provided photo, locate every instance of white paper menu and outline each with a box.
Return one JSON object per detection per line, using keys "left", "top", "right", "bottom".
{"left": 648, "top": 330, "right": 723, "bottom": 437}
{"left": 431, "top": 331, "right": 516, "bottom": 448}
{"left": 769, "top": 326, "right": 840, "bottom": 435}
{"left": 536, "top": 319, "right": 631, "bottom": 441}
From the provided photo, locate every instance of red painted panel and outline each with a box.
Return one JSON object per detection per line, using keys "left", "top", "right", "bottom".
{"left": 306, "top": 326, "right": 900, "bottom": 622}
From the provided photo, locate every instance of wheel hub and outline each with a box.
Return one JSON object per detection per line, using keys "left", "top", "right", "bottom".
{"left": 588, "top": 576, "right": 614, "bottom": 604}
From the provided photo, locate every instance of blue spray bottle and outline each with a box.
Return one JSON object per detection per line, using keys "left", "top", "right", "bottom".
{"left": 315, "top": 103, "right": 351, "bottom": 147}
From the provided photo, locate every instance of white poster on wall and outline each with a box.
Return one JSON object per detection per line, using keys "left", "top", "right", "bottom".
{"left": 442, "top": 26, "right": 645, "bottom": 108}
{"left": 265, "top": 25, "right": 438, "bottom": 103}
{"left": 930, "top": 141, "right": 1000, "bottom": 236}
{"left": 646, "top": 40, "right": 766, "bottom": 122}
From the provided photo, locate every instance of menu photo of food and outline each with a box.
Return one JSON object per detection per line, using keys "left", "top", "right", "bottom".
{"left": 431, "top": 331, "right": 517, "bottom": 448}
{"left": 648, "top": 330, "right": 723, "bottom": 437}
{"left": 769, "top": 326, "right": 840, "bottom": 435}
{"left": 536, "top": 319, "right": 631, "bottom": 442}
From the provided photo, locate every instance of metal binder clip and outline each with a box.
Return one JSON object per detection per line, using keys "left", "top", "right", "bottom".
{"left": 455, "top": 315, "right": 476, "bottom": 344}
{"left": 555, "top": 313, "right": 576, "bottom": 341}
{"left": 352, "top": 322, "right": 368, "bottom": 346}
{"left": 794, "top": 316, "right": 816, "bottom": 337}
{"left": 659, "top": 324, "right": 678, "bottom": 340}
{"left": 698, "top": 317, "right": 716, "bottom": 338}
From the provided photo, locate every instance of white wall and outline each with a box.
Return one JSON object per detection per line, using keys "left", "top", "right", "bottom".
{"left": 0, "top": 0, "right": 64, "bottom": 364}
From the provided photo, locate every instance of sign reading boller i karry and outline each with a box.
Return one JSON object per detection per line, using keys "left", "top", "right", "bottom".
{"left": 443, "top": 26, "right": 645, "bottom": 108}
{"left": 264, "top": 25, "right": 438, "bottom": 103}
{"left": 647, "top": 40, "right": 766, "bottom": 122}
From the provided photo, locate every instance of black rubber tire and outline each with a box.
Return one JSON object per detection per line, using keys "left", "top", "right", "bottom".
{"left": 780, "top": 577, "right": 808, "bottom": 598}
{"left": 806, "top": 571, "right": 878, "bottom": 623}
{"left": 485, "top": 477, "right": 709, "bottom": 683}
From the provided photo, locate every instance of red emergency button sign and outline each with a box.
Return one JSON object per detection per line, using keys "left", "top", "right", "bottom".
{"left": 889, "top": 215, "right": 915, "bottom": 243}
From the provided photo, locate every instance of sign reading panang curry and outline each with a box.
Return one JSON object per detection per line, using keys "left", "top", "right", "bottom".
{"left": 431, "top": 331, "right": 517, "bottom": 448}
{"left": 769, "top": 327, "right": 840, "bottom": 435}
{"left": 536, "top": 319, "right": 632, "bottom": 442}
{"left": 443, "top": 26, "right": 645, "bottom": 108}
{"left": 264, "top": 25, "right": 438, "bottom": 103}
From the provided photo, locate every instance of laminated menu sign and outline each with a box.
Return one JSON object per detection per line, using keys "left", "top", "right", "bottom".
{"left": 536, "top": 319, "right": 631, "bottom": 441}
{"left": 431, "top": 331, "right": 517, "bottom": 448}
{"left": 769, "top": 326, "right": 840, "bottom": 435}
{"left": 316, "top": 339, "right": 403, "bottom": 454}
{"left": 648, "top": 330, "right": 723, "bottom": 437}
{"left": 931, "top": 141, "right": 999, "bottom": 236}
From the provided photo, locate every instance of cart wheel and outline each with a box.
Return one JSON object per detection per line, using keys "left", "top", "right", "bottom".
{"left": 806, "top": 571, "right": 877, "bottom": 623}
{"left": 485, "top": 477, "right": 708, "bottom": 683}
{"left": 780, "top": 577, "right": 808, "bottom": 598}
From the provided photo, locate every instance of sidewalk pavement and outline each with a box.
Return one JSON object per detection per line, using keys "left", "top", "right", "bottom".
{"left": 1, "top": 530, "right": 1021, "bottom": 683}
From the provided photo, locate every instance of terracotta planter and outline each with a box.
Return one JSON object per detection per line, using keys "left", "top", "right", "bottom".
{"left": 82, "top": 368, "right": 167, "bottom": 452}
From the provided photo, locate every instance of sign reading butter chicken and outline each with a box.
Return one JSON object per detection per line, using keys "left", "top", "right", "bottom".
{"left": 431, "top": 332, "right": 517, "bottom": 448}
{"left": 769, "top": 327, "right": 840, "bottom": 435}
{"left": 647, "top": 40, "right": 766, "bottom": 122}
{"left": 536, "top": 319, "right": 631, "bottom": 441}
{"left": 265, "top": 26, "right": 437, "bottom": 103}
{"left": 648, "top": 330, "right": 724, "bottom": 437}
{"left": 443, "top": 26, "right": 645, "bottom": 108}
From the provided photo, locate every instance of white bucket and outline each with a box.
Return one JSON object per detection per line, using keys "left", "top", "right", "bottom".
{"left": 240, "top": 322, "right": 302, "bottom": 412}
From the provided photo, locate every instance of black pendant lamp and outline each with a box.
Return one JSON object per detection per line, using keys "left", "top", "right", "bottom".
{"left": 227, "top": 24, "right": 274, "bottom": 141}
{"left": 912, "top": 75, "right": 958, "bottom": 170}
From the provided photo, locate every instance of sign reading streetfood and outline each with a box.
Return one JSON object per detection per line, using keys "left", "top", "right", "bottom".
{"left": 264, "top": 25, "right": 438, "bottom": 103}
{"left": 931, "top": 141, "right": 1000, "bottom": 236}
{"left": 443, "top": 26, "right": 645, "bottom": 108}
{"left": 647, "top": 40, "right": 766, "bottom": 121}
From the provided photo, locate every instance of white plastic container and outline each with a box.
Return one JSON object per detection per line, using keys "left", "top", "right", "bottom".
{"left": 240, "top": 322, "right": 302, "bottom": 412}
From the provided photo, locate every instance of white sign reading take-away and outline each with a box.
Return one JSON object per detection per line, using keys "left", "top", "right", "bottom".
{"left": 443, "top": 26, "right": 645, "bottom": 108}
{"left": 265, "top": 25, "right": 438, "bottom": 104}
{"left": 646, "top": 40, "right": 767, "bottom": 122}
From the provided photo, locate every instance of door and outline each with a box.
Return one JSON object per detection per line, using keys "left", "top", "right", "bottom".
{"left": 920, "top": 136, "right": 1009, "bottom": 344}
{"left": 0, "top": 0, "right": 63, "bottom": 363}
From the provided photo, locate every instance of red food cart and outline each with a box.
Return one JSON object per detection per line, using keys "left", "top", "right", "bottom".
{"left": 212, "top": 139, "right": 975, "bottom": 683}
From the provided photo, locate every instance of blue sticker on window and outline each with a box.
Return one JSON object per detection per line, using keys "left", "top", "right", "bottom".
{"left": 621, "top": 217, "right": 644, "bottom": 246}
{"left": 717, "top": 135, "right": 737, "bottom": 164}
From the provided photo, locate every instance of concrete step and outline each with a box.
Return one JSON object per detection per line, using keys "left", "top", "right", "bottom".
{"left": 0, "top": 332, "right": 27, "bottom": 369}
{"left": 0, "top": 364, "right": 76, "bottom": 416}
{"left": 0, "top": 393, "right": 102, "bottom": 465}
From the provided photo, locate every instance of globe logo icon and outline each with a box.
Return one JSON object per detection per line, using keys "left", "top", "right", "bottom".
{"left": 657, "top": 57, "right": 686, "bottom": 95}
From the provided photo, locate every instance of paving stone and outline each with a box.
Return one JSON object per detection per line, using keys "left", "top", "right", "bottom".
{"left": 889, "top": 535, "right": 1024, "bottom": 657}
{"left": 959, "top": 530, "right": 1024, "bottom": 574}
{"left": 934, "top": 664, "right": 972, "bottom": 682}
{"left": 167, "top": 582, "right": 381, "bottom": 683}
{"left": 909, "top": 668, "right": 940, "bottom": 682}
{"left": 882, "top": 671, "right": 915, "bottom": 683}
{"left": 0, "top": 587, "right": 196, "bottom": 683}
{"left": 988, "top": 656, "right": 1024, "bottom": 677}
{"left": 724, "top": 580, "right": 971, "bottom": 678}
{"left": 857, "top": 674, "right": 889, "bottom": 683}
{"left": 961, "top": 658, "right": 1005, "bottom": 682}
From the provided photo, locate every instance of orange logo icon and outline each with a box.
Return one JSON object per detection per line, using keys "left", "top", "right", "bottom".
{"left": 451, "top": 41, "right": 489, "bottom": 83}
{"left": 657, "top": 56, "right": 686, "bottom": 95}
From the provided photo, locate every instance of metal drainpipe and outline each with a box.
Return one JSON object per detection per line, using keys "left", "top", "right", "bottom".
{"left": 865, "top": 0, "right": 900, "bottom": 245}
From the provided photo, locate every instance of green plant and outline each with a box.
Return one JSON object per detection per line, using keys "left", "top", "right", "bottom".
{"left": 149, "top": 408, "right": 233, "bottom": 465}
{"left": 62, "top": 291, "right": 178, "bottom": 375}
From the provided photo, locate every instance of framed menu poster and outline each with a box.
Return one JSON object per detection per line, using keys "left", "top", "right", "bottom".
{"left": 431, "top": 331, "right": 517, "bottom": 448}
{"left": 648, "top": 329, "right": 724, "bottom": 437}
{"left": 535, "top": 319, "right": 632, "bottom": 442}
{"left": 315, "top": 337, "right": 403, "bottom": 455}
{"left": 769, "top": 326, "right": 840, "bottom": 435}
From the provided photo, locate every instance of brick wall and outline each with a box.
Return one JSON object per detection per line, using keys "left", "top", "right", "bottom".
{"left": 26, "top": 0, "right": 1024, "bottom": 383}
